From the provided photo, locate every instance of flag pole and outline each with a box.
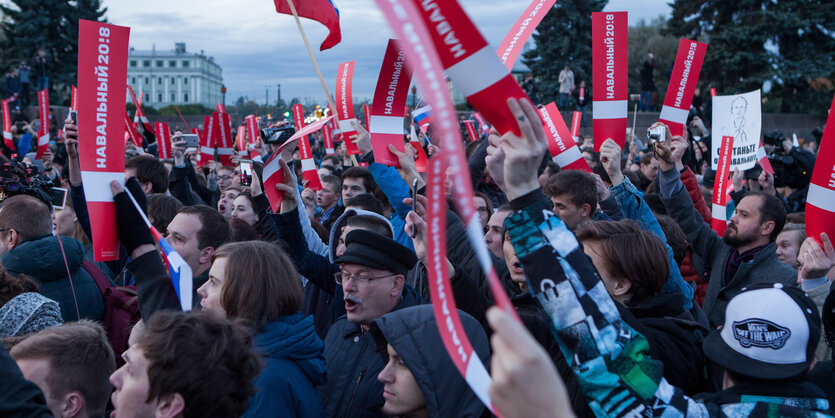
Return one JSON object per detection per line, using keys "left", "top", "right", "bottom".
{"left": 174, "top": 106, "right": 192, "bottom": 131}
{"left": 285, "top": 0, "right": 338, "bottom": 115}
{"left": 631, "top": 102, "right": 638, "bottom": 141}
{"left": 284, "top": 0, "right": 357, "bottom": 165}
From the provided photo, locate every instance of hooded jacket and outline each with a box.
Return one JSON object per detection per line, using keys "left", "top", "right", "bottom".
{"left": 244, "top": 313, "right": 326, "bottom": 418}
{"left": 1, "top": 235, "right": 104, "bottom": 322}
{"left": 369, "top": 305, "right": 489, "bottom": 418}
{"left": 319, "top": 286, "right": 421, "bottom": 418}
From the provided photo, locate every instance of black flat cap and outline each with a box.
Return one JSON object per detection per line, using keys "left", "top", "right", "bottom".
{"left": 334, "top": 229, "right": 418, "bottom": 276}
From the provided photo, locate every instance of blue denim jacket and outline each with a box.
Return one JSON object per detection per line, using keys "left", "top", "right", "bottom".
{"left": 610, "top": 176, "right": 694, "bottom": 309}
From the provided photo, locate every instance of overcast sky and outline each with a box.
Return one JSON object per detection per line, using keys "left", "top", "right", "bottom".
{"left": 106, "top": 0, "right": 670, "bottom": 105}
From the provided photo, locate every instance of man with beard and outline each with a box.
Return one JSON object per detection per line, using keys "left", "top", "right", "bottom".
{"left": 651, "top": 122, "right": 796, "bottom": 327}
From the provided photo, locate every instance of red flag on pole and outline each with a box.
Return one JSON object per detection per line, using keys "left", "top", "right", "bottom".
{"left": 711, "top": 136, "right": 734, "bottom": 236}
{"left": 591, "top": 12, "right": 628, "bottom": 151}
{"left": 78, "top": 20, "right": 129, "bottom": 261}
{"left": 35, "top": 89, "right": 50, "bottom": 159}
{"left": 370, "top": 39, "right": 413, "bottom": 166}
{"left": 273, "top": 0, "right": 342, "bottom": 51}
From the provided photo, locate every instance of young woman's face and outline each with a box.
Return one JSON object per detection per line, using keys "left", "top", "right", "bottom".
{"left": 231, "top": 195, "right": 258, "bottom": 226}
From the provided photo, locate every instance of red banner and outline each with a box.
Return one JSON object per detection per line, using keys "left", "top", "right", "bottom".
{"left": 592, "top": 12, "right": 628, "bottom": 151}
{"left": 323, "top": 124, "right": 335, "bottom": 154}
{"left": 262, "top": 152, "right": 285, "bottom": 212}
{"left": 570, "top": 110, "right": 582, "bottom": 138}
{"left": 370, "top": 39, "right": 413, "bottom": 166}
{"left": 245, "top": 115, "right": 261, "bottom": 160}
{"left": 236, "top": 126, "right": 246, "bottom": 155}
{"left": 472, "top": 112, "right": 489, "bottom": 136}
{"left": 216, "top": 104, "right": 226, "bottom": 114}
{"left": 199, "top": 115, "right": 214, "bottom": 167}
{"left": 539, "top": 102, "right": 590, "bottom": 172}
{"left": 127, "top": 85, "right": 154, "bottom": 135}
{"left": 408, "top": 0, "right": 531, "bottom": 138}
{"left": 77, "top": 20, "right": 129, "bottom": 261}
{"left": 497, "top": 0, "right": 557, "bottom": 70}
{"left": 213, "top": 111, "right": 234, "bottom": 165}
{"left": 293, "top": 104, "right": 307, "bottom": 142}
{"left": 659, "top": 39, "right": 707, "bottom": 136}
{"left": 757, "top": 140, "right": 774, "bottom": 175}
{"left": 336, "top": 61, "right": 360, "bottom": 154}
{"left": 125, "top": 114, "right": 141, "bottom": 147}
{"left": 464, "top": 120, "right": 479, "bottom": 143}
{"left": 154, "top": 122, "right": 172, "bottom": 159}
{"left": 409, "top": 124, "right": 428, "bottom": 173}
{"left": 35, "top": 89, "right": 50, "bottom": 159}
{"left": 806, "top": 93, "right": 835, "bottom": 246}
{"left": 2, "top": 98, "right": 13, "bottom": 150}
{"left": 363, "top": 103, "right": 371, "bottom": 130}
{"left": 711, "top": 136, "right": 734, "bottom": 236}
{"left": 70, "top": 86, "right": 78, "bottom": 111}
{"left": 293, "top": 104, "right": 322, "bottom": 190}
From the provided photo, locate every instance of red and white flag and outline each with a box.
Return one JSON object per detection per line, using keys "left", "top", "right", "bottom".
{"left": 154, "top": 122, "right": 172, "bottom": 159}
{"left": 464, "top": 120, "right": 479, "bottom": 143}
{"left": 592, "top": 12, "right": 628, "bottom": 151}
{"left": 539, "top": 102, "right": 590, "bottom": 172}
{"left": 213, "top": 111, "right": 234, "bottom": 165}
{"left": 35, "top": 89, "right": 50, "bottom": 159}
{"left": 261, "top": 152, "right": 286, "bottom": 212}
{"left": 216, "top": 104, "right": 226, "bottom": 114}
{"left": 370, "top": 39, "right": 413, "bottom": 166}
{"left": 78, "top": 20, "right": 129, "bottom": 261}
{"left": 293, "top": 104, "right": 322, "bottom": 190}
{"left": 125, "top": 114, "right": 141, "bottom": 147}
{"left": 336, "top": 61, "right": 361, "bottom": 154}
{"left": 806, "top": 93, "right": 835, "bottom": 247}
{"left": 236, "top": 126, "right": 247, "bottom": 156}
{"left": 757, "top": 140, "right": 774, "bottom": 175}
{"left": 472, "top": 112, "right": 490, "bottom": 136}
{"left": 570, "top": 110, "right": 582, "bottom": 139}
{"left": 497, "top": 0, "right": 557, "bottom": 70}
{"left": 2, "top": 97, "right": 13, "bottom": 150}
{"left": 711, "top": 135, "right": 734, "bottom": 236}
{"left": 323, "top": 124, "right": 335, "bottom": 155}
{"left": 245, "top": 115, "right": 261, "bottom": 160}
{"left": 199, "top": 115, "right": 214, "bottom": 167}
{"left": 658, "top": 39, "right": 707, "bottom": 136}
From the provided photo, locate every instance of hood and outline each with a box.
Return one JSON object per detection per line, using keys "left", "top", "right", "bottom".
{"left": 628, "top": 291, "right": 687, "bottom": 320}
{"left": 327, "top": 208, "right": 394, "bottom": 262}
{"left": 370, "top": 305, "right": 488, "bottom": 418}
{"left": 254, "top": 313, "right": 326, "bottom": 385}
{"left": 1, "top": 235, "right": 85, "bottom": 281}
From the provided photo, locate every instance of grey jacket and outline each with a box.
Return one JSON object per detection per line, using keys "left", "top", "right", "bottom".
{"left": 661, "top": 184, "right": 796, "bottom": 326}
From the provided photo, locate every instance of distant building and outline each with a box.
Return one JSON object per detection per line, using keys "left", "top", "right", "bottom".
{"left": 126, "top": 42, "right": 223, "bottom": 109}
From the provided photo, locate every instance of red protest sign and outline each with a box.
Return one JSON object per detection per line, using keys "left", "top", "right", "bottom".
{"left": 70, "top": 86, "right": 78, "bottom": 111}
{"left": 293, "top": 104, "right": 322, "bottom": 190}
{"left": 370, "top": 39, "right": 413, "bottom": 166}
{"left": 711, "top": 136, "right": 734, "bottom": 236}
{"left": 127, "top": 85, "right": 154, "bottom": 135}
{"left": 336, "top": 61, "right": 360, "bottom": 154}
{"left": 2, "top": 98, "right": 13, "bottom": 150}
{"left": 125, "top": 114, "right": 141, "bottom": 147}
{"left": 408, "top": 0, "right": 531, "bottom": 138}
{"left": 245, "top": 115, "right": 261, "bottom": 160}
{"left": 464, "top": 120, "right": 479, "bottom": 143}
{"left": 35, "top": 89, "right": 50, "bottom": 159}
{"left": 77, "top": 20, "right": 129, "bottom": 261}
{"left": 262, "top": 152, "right": 285, "bottom": 212}
{"left": 659, "top": 39, "right": 707, "bottom": 136}
{"left": 323, "top": 124, "right": 335, "bottom": 155}
{"left": 154, "top": 122, "right": 172, "bottom": 159}
{"left": 570, "top": 110, "right": 582, "bottom": 138}
{"left": 806, "top": 93, "right": 835, "bottom": 246}
{"left": 213, "top": 112, "right": 234, "bottom": 165}
{"left": 199, "top": 115, "right": 214, "bottom": 167}
{"left": 592, "top": 12, "right": 628, "bottom": 151}
{"left": 497, "top": 0, "right": 557, "bottom": 70}
{"left": 539, "top": 102, "right": 590, "bottom": 172}
{"left": 363, "top": 103, "right": 371, "bottom": 130}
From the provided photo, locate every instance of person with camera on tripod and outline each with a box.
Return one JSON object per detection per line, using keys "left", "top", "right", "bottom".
{"left": 762, "top": 130, "right": 816, "bottom": 213}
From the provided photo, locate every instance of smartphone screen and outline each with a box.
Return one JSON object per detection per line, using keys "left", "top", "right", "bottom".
{"left": 70, "top": 110, "right": 77, "bottom": 125}
{"left": 239, "top": 161, "right": 253, "bottom": 187}
{"left": 46, "top": 187, "right": 68, "bottom": 210}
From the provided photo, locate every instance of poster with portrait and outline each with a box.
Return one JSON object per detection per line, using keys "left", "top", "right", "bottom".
{"left": 711, "top": 89, "right": 761, "bottom": 171}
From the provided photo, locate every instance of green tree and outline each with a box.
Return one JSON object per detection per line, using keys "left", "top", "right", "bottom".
{"left": 628, "top": 16, "right": 679, "bottom": 104}
{"left": 667, "top": 0, "right": 835, "bottom": 115}
{"left": 523, "top": 0, "right": 607, "bottom": 105}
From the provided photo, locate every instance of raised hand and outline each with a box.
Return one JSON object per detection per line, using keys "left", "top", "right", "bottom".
{"left": 497, "top": 98, "right": 548, "bottom": 201}
{"left": 599, "top": 138, "right": 624, "bottom": 186}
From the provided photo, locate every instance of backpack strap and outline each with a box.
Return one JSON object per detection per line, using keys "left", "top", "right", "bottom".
{"left": 81, "top": 259, "right": 112, "bottom": 297}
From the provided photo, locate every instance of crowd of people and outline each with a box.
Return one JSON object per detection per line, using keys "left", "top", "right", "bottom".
{"left": 0, "top": 64, "right": 831, "bottom": 418}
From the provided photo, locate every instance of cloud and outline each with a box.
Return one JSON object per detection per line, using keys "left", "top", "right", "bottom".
{"left": 107, "top": 0, "right": 670, "bottom": 104}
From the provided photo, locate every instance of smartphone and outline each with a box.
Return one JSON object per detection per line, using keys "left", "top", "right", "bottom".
{"left": 45, "top": 187, "right": 68, "bottom": 210}
{"left": 180, "top": 134, "right": 200, "bottom": 148}
{"left": 70, "top": 110, "right": 77, "bottom": 125}
{"left": 239, "top": 160, "right": 253, "bottom": 187}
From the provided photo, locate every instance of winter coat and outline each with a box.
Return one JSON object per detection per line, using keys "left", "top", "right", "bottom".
{"left": 0, "top": 345, "right": 52, "bottom": 417}
{"left": 319, "top": 287, "right": 421, "bottom": 418}
{"left": 680, "top": 167, "right": 712, "bottom": 223}
{"left": 661, "top": 178, "right": 796, "bottom": 327}
{"left": 1, "top": 235, "right": 104, "bottom": 322}
{"left": 368, "top": 305, "right": 489, "bottom": 418}
{"left": 244, "top": 314, "right": 326, "bottom": 418}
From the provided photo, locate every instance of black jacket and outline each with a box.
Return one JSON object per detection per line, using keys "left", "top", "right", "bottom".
{"left": 125, "top": 250, "right": 204, "bottom": 319}
{"left": 0, "top": 345, "right": 51, "bottom": 417}
{"left": 368, "top": 305, "right": 489, "bottom": 417}
{"left": 319, "top": 287, "right": 422, "bottom": 418}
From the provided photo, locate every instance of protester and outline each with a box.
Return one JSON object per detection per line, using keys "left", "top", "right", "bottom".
{"left": 230, "top": 193, "right": 260, "bottom": 227}
{"left": 10, "top": 321, "right": 115, "bottom": 418}
{"left": 484, "top": 205, "right": 511, "bottom": 258}
{"left": 558, "top": 64, "right": 574, "bottom": 109}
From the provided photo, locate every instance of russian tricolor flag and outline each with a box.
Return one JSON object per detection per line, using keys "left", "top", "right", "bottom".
{"left": 413, "top": 105, "right": 434, "bottom": 133}
{"left": 274, "top": 0, "right": 341, "bottom": 51}
{"left": 151, "top": 228, "right": 193, "bottom": 312}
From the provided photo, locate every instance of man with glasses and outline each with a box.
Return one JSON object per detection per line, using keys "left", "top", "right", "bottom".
{"left": 319, "top": 229, "right": 421, "bottom": 417}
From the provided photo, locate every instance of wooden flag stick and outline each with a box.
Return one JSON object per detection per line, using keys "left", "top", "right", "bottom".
{"left": 285, "top": 0, "right": 358, "bottom": 166}
{"left": 285, "top": 0, "right": 338, "bottom": 115}
{"left": 631, "top": 101, "right": 638, "bottom": 142}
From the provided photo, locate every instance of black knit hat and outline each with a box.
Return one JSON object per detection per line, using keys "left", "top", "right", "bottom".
{"left": 334, "top": 229, "right": 418, "bottom": 276}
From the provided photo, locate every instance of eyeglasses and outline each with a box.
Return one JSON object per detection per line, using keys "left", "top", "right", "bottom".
{"left": 217, "top": 175, "right": 233, "bottom": 181}
{"left": 334, "top": 271, "right": 396, "bottom": 286}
